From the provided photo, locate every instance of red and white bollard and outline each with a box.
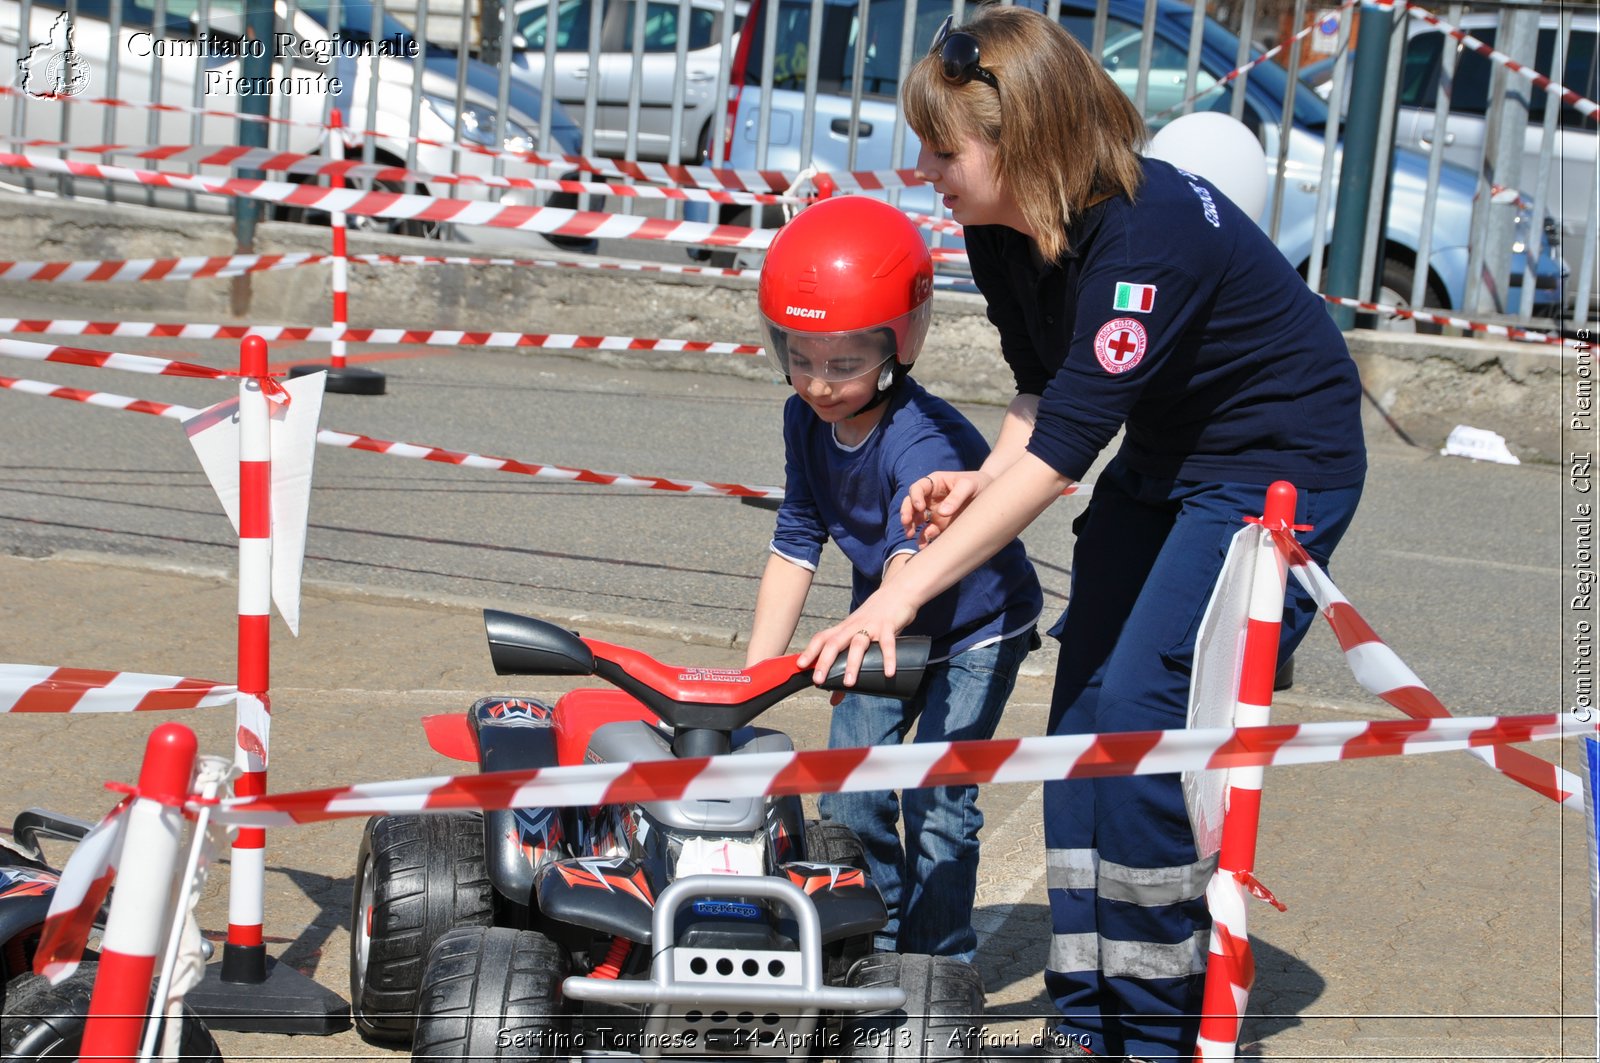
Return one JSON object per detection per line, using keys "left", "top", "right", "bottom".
{"left": 1195, "top": 480, "right": 1296, "bottom": 1061}
{"left": 80, "top": 723, "right": 197, "bottom": 1062}
{"left": 223, "top": 335, "right": 273, "bottom": 984}
{"left": 288, "top": 109, "right": 386, "bottom": 396}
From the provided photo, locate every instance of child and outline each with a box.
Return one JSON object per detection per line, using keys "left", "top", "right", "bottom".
{"left": 744, "top": 195, "right": 1042, "bottom": 964}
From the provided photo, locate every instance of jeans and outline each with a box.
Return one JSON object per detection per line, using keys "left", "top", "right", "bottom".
{"left": 1043, "top": 462, "right": 1363, "bottom": 1061}
{"left": 819, "top": 629, "right": 1034, "bottom": 964}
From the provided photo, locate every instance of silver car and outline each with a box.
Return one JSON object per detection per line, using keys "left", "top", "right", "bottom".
{"left": 1, "top": 0, "right": 585, "bottom": 243}
{"left": 509, "top": 0, "right": 745, "bottom": 162}
{"left": 1302, "top": 10, "right": 1597, "bottom": 310}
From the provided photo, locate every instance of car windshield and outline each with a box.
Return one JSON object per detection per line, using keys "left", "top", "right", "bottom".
{"left": 740, "top": 0, "right": 1333, "bottom": 131}
{"left": 741, "top": 0, "right": 950, "bottom": 94}
{"left": 297, "top": 0, "right": 420, "bottom": 48}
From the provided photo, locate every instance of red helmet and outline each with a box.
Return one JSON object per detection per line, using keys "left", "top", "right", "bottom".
{"left": 758, "top": 196, "right": 934, "bottom": 387}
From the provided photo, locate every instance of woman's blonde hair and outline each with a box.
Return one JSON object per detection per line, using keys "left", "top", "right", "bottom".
{"left": 902, "top": 4, "right": 1146, "bottom": 262}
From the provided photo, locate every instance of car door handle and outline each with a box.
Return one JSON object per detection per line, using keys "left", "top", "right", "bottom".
{"left": 0, "top": 28, "right": 18, "bottom": 44}
{"left": 687, "top": 69, "right": 715, "bottom": 82}
{"left": 831, "top": 118, "right": 873, "bottom": 137}
{"left": 573, "top": 68, "right": 590, "bottom": 79}
{"left": 1419, "top": 132, "right": 1455, "bottom": 148}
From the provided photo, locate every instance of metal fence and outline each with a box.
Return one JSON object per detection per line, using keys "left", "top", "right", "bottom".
{"left": 2, "top": 0, "right": 1594, "bottom": 330}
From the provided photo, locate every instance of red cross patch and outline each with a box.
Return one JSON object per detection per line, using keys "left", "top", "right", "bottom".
{"left": 1093, "top": 317, "right": 1148, "bottom": 374}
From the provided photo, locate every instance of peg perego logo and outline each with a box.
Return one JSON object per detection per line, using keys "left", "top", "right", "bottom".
{"left": 786, "top": 306, "right": 827, "bottom": 320}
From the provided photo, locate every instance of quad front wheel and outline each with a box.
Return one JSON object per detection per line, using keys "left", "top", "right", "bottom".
{"left": 839, "top": 952, "right": 986, "bottom": 1061}
{"left": 412, "top": 925, "right": 569, "bottom": 1062}
{"left": 350, "top": 813, "right": 494, "bottom": 1043}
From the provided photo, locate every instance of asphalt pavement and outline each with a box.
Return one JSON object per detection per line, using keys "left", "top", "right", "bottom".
{"left": 0, "top": 284, "right": 1594, "bottom": 1061}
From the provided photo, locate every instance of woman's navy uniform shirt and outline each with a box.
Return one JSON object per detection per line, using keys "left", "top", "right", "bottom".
{"left": 964, "top": 156, "right": 1367, "bottom": 489}
{"left": 771, "top": 377, "right": 1042, "bottom": 662}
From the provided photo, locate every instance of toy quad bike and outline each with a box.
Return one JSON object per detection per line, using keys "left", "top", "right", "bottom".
{"left": 350, "top": 610, "right": 987, "bottom": 1061}
{"left": 0, "top": 808, "right": 222, "bottom": 1059}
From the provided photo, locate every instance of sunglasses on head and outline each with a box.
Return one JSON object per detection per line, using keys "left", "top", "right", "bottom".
{"left": 928, "top": 14, "right": 1000, "bottom": 93}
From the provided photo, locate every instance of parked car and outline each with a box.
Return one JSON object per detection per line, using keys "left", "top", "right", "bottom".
{"left": 508, "top": 0, "right": 745, "bottom": 162}
{"left": 0, "top": 0, "right": 585, "bottom": 243}
{"left": 1301, "top": 9, "right": 1596, "bottom": 308}
{"left": 718, "top": 0, "right": 1566, "bottom": 323}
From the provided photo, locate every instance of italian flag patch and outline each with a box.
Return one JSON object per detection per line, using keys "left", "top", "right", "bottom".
{"left": 1113, "top": 282, "right": 1157, "bottom": 313}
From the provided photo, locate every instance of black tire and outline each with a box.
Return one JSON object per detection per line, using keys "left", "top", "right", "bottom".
{"left": 838, "top": 953, "right": 985, "bottom": 1062}
{"left": 412, "top": 926, "right": 569, "bottom": 1062}
{"left": 1316, "top": 256, "right": 1447, "bottom": 335}
{"left": 268, "top": 154, "right": 450, "bottom": 240}
{"left": 1370, "top": 257, "right": 1448, "bottom": 335}
{"left": 805, "top": 818, "right": 876, "bottom": 986}
{"left": 350, "top": 813, "right": 494, "bottom": 1044}
{"left": 804, "top": 819, "right": 870, "bottom": 869}
{"left": 707, "top": 205, "right": 782, "bottom": 270}
{"left": 1, "top": 964, "right": 221, "bottom": 1061}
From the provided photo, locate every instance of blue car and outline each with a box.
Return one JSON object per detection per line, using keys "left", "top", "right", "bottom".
{"left": 717, "top": 0, "right": 1565, "bottom": 321}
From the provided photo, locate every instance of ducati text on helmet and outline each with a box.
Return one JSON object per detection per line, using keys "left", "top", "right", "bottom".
{"left": 758, "top": 196, "right": 935, "bottom": 388}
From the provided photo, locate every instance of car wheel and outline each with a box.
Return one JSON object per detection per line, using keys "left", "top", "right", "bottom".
{"left": 351, "top": 813, "right": 495, "bottom": 1044}
{"left": 707, "top": 205, "right": 782, "bottom": 270}
{"left": 266, "top": 154, "right": 452, "bottom": 241}
{"left": 838, "top": 952, "right": 986, "bottom": 1061}
{"left": 1, "top": 964, "right": 221, "bottom": 1061}
{"left": 1371, "top": 257, "right": 1448, "bottom": 334}
{"left": 412, "top": 926, "right": 569, "bottom": 1062}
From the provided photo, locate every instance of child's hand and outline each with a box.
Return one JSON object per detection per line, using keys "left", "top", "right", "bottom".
{"left": 901, "top": 470, "right": 993, "bottom": 547}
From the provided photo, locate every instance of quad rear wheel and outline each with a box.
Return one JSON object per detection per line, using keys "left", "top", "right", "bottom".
{"left": 350, "top": 812, "right": 494, "bottom": 1043}
{"left": 1, "top": 964, "right": 221, "bottom": 1060}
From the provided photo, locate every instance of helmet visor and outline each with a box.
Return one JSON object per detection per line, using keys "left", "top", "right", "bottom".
{"left": 759, "top": 303, "right": 930, "bottom": 383}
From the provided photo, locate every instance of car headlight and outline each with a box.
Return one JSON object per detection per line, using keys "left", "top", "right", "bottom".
{"left": 423, "top": 94, "right": 536, "bottom": 154}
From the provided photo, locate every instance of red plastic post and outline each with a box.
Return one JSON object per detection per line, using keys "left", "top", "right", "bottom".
{"left": 81, "top": 724, "right": 197, "bottom": 1063}
{"left": 226, "top": 335, "right": 273, "bottom": 983}
{"left": 328, "top": 109, "right": 349, "bottom": 371}
{"left": 239, "top": 334, "right": 268, "bottom": 378}
{"left": 1196, "top": 480, "right": 1298, "bottom": 1060}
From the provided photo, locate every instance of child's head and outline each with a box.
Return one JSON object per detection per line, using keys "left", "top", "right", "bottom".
{"left": 758, "top": 196, "right": 934, "bottom": 419}
{"left": 779, "top": 327, "right": 899, "bottom": 424}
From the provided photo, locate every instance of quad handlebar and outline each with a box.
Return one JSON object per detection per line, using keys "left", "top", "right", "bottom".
{"left": 484, "top": 609, "right": 930, "bottom": 736}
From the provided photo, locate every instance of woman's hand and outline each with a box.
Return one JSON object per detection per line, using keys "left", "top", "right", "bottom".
{"left": 902, "top": 470, "right": 993, "bottom": 547}
{"left": 796, "top": 591, "right": 920, "bottom": 687}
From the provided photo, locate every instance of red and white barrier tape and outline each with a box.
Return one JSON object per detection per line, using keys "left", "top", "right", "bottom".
{"left": 0, "top": 337, "right": 236, "bottom": 379}
{"left": 1318, "top": 294, "right": 1573, "bottom": 347}
{"left": 1152, "top": 0, "right": 1363, "bottom": 122}
{"left": 2, "top": 140, "right": 802, "bottom": 208}
{"left": 0, "top": 319, "right": 767, "bottom": 356}
{"left": 0, "top": 373, "right": 786, "bottom": 499}
{"left": 205, "top": 711, "right": 1584, "bottom": 828}
{"left": 0, "top": 92, "right": 802, "bottom": 193}
{"left": 1274, "top": 530, "right": 1585, "bottom": 809}
{"left": 0, "top": 666, "right": 235, "bottom": 713}
{"left": 0, "top": 252, "right": 333, "bottom": 283}
{"left": 0, "top": 153, "right": 776, "bottom": 250}
{"left": 1388, "top": 1, "right": 1597, "bottom": 119}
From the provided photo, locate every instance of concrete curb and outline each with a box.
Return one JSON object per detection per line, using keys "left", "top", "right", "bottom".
{"left": 0, "top": 189, "right": 1571, "bottom": 463}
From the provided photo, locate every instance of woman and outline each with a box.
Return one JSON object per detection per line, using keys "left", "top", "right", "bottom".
{"left": 797, "top": 7, "right": 1366, "bottom": 1061}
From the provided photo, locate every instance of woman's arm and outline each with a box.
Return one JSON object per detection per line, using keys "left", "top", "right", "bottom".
{"left": 803, "top": 451, "right": 1072, "bottom": 683}
{"left": 902, "top": 394, "right": 1043, "bottom": 545}
{"left": 979, "top": 393, "right": 1041, "bottom": 479}
{"left": 745, "top": 553, "right": 816, "bottom": 665}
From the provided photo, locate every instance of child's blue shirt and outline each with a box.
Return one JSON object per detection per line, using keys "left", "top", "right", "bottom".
{"left": 770, "top": 377, "right": 1043, "bottom": 662}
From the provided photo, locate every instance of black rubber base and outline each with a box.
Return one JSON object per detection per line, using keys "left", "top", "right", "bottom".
{"left": 183, "top": 956, "right": 351, "bottom": 1035}
{"left": 288, "top": 363, "right": 387, "bottom": 395}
